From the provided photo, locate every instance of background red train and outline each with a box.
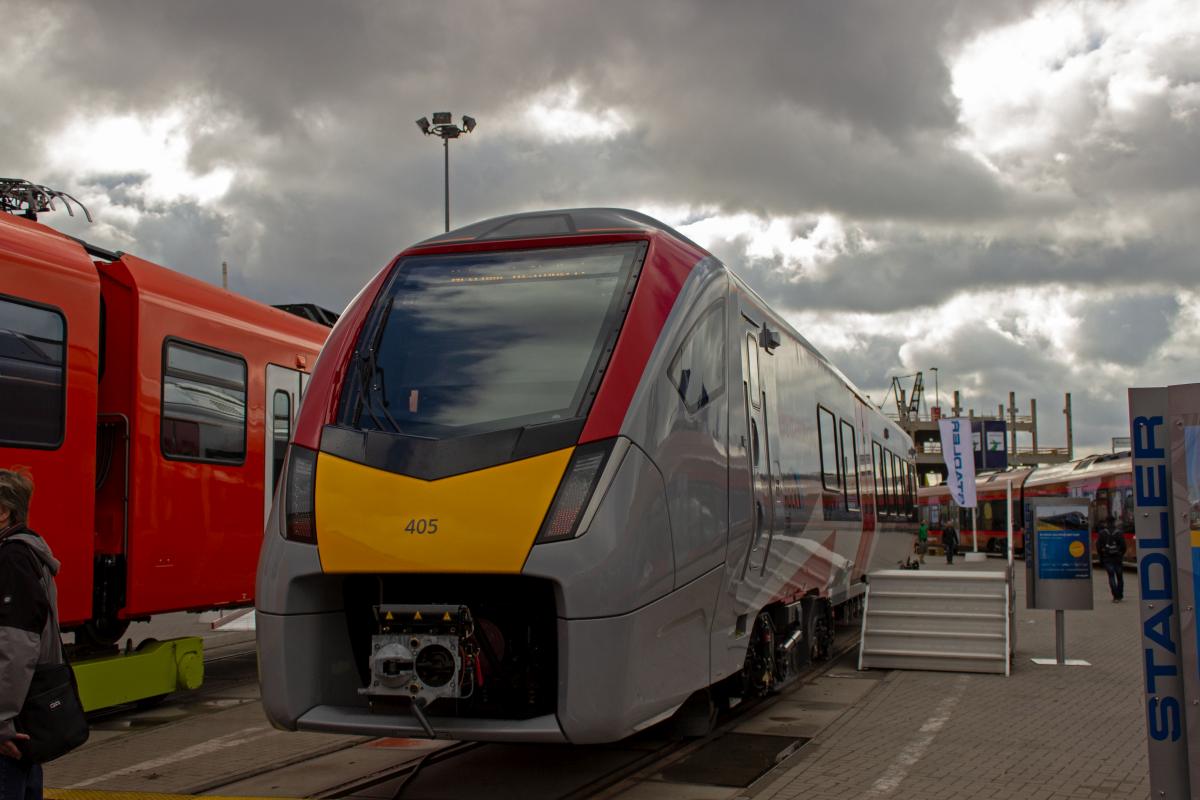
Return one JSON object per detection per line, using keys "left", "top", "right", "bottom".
{"left": 0, "top": 185, "right": 330, "bottom": 650}
{"left": 917, "top": 450, "right": 1134, "bottom": 562}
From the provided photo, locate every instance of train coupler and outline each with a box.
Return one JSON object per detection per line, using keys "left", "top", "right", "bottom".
{"left": 362, "top": 604, "right": 476, "bottom": 708}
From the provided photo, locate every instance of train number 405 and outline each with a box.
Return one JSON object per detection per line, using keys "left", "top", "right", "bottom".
{"left": 405, "top": 518, "right": 439, "bottom": 534}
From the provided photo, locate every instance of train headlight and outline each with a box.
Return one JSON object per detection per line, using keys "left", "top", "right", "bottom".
{"left": 536, "top": 439, "right": 615, "bottom": 543}
{"left": 284, "top": 445, "right": 318, "bottom": 543}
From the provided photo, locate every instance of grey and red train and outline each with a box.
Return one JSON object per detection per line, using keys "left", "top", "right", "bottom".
{"left": 256, "top": 208, "right": 920, "bottom": 744}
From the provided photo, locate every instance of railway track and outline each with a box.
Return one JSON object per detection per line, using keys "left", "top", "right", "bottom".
{"left": 184, "top": 626, "right": 861, "bottom": 800}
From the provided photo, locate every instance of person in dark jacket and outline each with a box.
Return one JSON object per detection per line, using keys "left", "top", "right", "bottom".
{"left": 0, "top": 468, "right": 60, "bottom": 800}
{"left": 942, "top": 525, "right": 959, "bottom": 565}
{"left": 1096, "top": 519, "right": 1127, "bottom": 602}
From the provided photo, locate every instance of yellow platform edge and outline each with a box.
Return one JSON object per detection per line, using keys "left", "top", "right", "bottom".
{"left": 47, "top": 791, "right": 295, "bottom": 800}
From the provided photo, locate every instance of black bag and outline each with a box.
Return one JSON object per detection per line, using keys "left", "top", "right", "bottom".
{"left": 2, "top": 534, "right": 90, "bottom": 763}
{"left": 15, "top": 661, "right": 89, "bottom": 763}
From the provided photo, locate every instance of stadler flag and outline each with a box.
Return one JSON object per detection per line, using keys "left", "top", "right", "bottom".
{"left": 938, "top": 417, "right": 977, "bottom": 508}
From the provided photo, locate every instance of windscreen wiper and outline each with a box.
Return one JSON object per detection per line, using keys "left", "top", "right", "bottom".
{"left": 354, "top": 298, "right": 401, "bottom": 433}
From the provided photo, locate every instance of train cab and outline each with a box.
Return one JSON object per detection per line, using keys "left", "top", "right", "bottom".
{"left": 257, "top": 208, "right": 915, "bottom": 744}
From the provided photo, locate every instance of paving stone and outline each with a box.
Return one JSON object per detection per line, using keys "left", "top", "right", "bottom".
{"left": 751, "top": 561, "right": 1148, "bottom": 800}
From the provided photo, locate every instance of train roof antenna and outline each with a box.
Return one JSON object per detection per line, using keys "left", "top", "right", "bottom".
{"left": 0, "top": 178, "right": 93, "bottom": 223}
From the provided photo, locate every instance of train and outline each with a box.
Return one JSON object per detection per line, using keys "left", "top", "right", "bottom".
{"left": 917, "top": 451, "right": 1134, "bottom": 562}
{"left": 0, "top": 181, "right": 330, "bottom": 708}
{"left": 257, "top": 208, "right": 919, "bottom": 744}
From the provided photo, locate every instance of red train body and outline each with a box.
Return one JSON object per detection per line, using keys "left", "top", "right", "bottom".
{"left": 0, "top": 211, "right": 328, "bottom": 639}
{"left": 917, "top": 452, "right": 1134, "bottom": 562}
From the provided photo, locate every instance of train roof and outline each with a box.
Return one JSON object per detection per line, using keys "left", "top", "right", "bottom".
{"left": 416, "top": 207, "right": 704, "bottom": 249}
{"left": 2, "top": 208, "right": 335, "bottom": 332}
{"left": 412, "top": 207, "right": 901, "bottom": 441}
{"left": 1024, "top": 451, "right": 1131, "bottom": 487}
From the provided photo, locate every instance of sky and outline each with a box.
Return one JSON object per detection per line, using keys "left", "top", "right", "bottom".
{"left": 4, "top": 0, "right": 1198, "bottom": 457}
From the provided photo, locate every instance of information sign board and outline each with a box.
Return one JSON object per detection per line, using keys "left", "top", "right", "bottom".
{"left": 1025, "top": 498, "right": 1092, "bottom": 611}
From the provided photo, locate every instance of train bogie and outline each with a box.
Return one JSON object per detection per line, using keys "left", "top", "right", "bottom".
{"left": 257, "top": 209, "right": 916, "bottom": 743}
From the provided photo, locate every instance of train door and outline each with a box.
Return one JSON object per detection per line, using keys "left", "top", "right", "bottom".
{"left": 739, "top": 311, "right": 779, "bottom": 579}
{"left": 264, "top": 363, "right": 304, "bottom": 523}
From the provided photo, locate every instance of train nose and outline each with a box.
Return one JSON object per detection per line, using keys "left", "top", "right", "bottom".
{"left": 313, "top": 447, "right": 574, "bottom": 573}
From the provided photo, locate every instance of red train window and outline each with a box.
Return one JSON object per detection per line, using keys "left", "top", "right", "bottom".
{"left": 0, "top": 295, "right": 66, "bottom": 448}
{"left": 161, "top": 339, "right": 247, "bottom": 464}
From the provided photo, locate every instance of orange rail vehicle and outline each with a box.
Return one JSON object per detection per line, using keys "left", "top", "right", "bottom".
{"left": 0, "top": 182, "right": 330, "bottom": 708}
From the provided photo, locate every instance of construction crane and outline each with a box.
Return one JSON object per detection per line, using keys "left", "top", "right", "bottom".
{"left": 880, "top": 371, "right": 925, "bottom": 421}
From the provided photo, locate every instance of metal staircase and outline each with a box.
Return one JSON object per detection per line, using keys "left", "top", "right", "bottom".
{"left": 858, "top": 569, "right": 1013, "bottom": 676}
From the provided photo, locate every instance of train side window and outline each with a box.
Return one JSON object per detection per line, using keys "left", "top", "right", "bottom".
{"left": 840, "top": 419, "right": 859, "bottom": 511}
{"left": 0, "top": 296, "right": 66, "bottom": 448}
{"left": 880, "top": 447, "right": 893, "bottom": 517}
{"left": 889, "top": 451, "right": 901, "bottom": 517}
{"left": 746, "top": 334, "right": 760, "bottom": 408}
{"left": 817, "top": 406, "right": 840, "bottom": 493}
{"left": 872, "top": 441, "right": 884, "bottom": 513}
{"left": 271, "top": 390, "right": 291, "bottom": 490}
{"left": 668, "top": 302, "right": 725, "bottom": 414}
{"left": 161, "top": 339, "right": 247, "bottom": 464}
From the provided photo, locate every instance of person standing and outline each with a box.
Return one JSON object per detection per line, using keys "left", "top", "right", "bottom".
{"left": 1096, "top": 519, "right": 1126, "bottom": 602}
{"left": 1, "top": 468, "right": 61, "bottom": 800}
{"left": 917, "top": 520, "right": 929, "bottom": 564}
{"left": 942, "top": 524, "right": 959, "bottom": 565}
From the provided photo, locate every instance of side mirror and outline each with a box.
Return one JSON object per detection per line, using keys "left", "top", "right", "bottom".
{"left": 758, "top": 326, "right": 781, "bottom": 352}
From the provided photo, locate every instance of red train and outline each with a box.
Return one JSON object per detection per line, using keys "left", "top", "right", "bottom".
{"left": 917, "top": 451, "right": 1134, "bottom": 562}
{"left": 1, "top": 188, "right": 330, "bottom": 656}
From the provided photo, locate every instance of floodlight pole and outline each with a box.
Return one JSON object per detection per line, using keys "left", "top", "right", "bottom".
{"left": 416, "top": 113, "right": 476, "bottom": 233}
{"left": 443, "top": 136, "right": 450, "bottom": 233}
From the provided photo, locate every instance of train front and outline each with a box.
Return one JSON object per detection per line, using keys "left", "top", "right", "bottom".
{"left": 257, "top": 211, "right": 704, "bottom": 744}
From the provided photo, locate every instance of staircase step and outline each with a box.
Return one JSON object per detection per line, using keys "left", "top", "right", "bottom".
{"left": 868, "top": 609, "right": 1005, "bottom": 620}
{"left": 862, "top": 647, "right": 1004, "bottom": 661}
{"left": 865, "top": 628, "right": 1003, "bottom": 640}
{"left": 869, "top": 590, "right": 1006, "bottom": 600}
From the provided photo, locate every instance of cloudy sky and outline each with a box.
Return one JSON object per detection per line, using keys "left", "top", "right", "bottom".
{"left": 5, "top": 0, "right": 1198, "bottom": 457}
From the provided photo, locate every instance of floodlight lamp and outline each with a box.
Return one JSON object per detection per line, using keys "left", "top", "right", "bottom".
{"left": 416, "top": 117, "right": 431, "bottom": 134}
{"left": 462, "top": 115, "right": 477, "bottom": 133}
{"left": 432, "top": 112, "right": 453, "bottom": 125}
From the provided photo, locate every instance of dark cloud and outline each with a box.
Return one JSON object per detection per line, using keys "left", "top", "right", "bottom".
{"left": 741, "top": 231, "right": 1198, "bottom": 315}
{"left": 2, "top": 0, "right": 1196, "bottom": 454}
{"left": 1074, "top": 291, "right": 1181, "bottom": 366}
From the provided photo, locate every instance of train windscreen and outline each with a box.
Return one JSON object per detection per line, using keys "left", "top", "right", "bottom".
{"left": 346, "top": 243, "right": 643, "bottom": 438}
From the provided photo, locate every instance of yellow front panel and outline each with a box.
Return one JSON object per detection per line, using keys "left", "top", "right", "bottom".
{"left": 315, "top": 448, "right": 573, "bottom": 573}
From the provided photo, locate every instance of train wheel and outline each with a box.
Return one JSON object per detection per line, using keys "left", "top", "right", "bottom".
{"left": 811, "top": 600, "right": 833, "bottom": 662}
{"left": 742, "top": 611, "right": 778, "bottom": 697}
{"left": 792, "top": 604, "right": 818, "bottom": 671}
{"left": 78, "top": 616, "right": 130, "bottom": 647}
